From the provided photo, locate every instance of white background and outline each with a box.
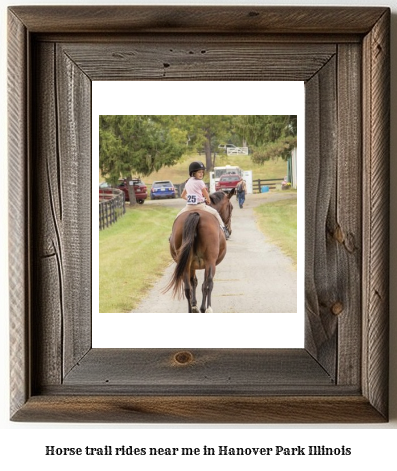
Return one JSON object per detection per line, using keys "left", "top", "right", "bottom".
{"left": 92, "top": 81, "right": 305, "bottom": 348}
{"left": 1, "top": 0, "right": 396, "bottom": 470}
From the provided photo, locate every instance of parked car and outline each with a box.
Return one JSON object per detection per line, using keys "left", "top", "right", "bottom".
{"left": 150, "top": 180, "right": 176, "bottom": 200}
{"left": 119, "top": 178, "right": 148, "bottom": 203}
{"left": 99, "top": 178, "right": 148, "bottom": 204}
{"left": 99, "top": 181, "right": 117, "bottom": 201}
{"left": 215, "top": 174, "right": 241, "bottom": 193}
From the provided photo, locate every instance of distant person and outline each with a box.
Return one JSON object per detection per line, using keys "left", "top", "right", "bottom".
{"left": 236, "top": 179, "right": 247, "bottom": 208}
{"left": 176, "top": 161, "right": 230, "bottom": 239}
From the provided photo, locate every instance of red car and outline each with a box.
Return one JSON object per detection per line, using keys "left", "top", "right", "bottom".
{"left": 215, "top": 174, "right": 241, "bottom": 193}
{"left": 99, "top": 178, "right": 148, "bottom": 204}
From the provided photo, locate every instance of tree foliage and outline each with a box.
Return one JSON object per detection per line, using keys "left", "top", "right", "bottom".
{"left": 182, "top": 115, "right": 233, "bottom": 169}
{"left": 99, "top": 115, "right": 298, "bottom": 181}
{"left": 99, "top": 115, "right": 187, "bottom": 184}
{"left": 232, "top": 115, "right": 297, "bottom": 163}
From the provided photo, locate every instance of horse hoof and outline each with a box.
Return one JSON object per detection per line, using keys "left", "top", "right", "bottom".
{"left": 205, "top": 307, "right": 213, "bottom": 313}
{"left": 192, "top": 305, "right": 200, "bottom": 313}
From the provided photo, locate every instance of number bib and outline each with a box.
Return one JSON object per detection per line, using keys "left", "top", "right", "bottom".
{"left": 187, "top": 194, "right": 199, "bottom": 204}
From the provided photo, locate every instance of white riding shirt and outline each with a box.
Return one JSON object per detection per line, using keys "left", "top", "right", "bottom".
{"left": 184, "top": 177, "right": 206, "bottom": 205}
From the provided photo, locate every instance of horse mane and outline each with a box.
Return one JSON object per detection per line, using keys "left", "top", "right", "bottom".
{"left": 210, "top": 191, "right": 233, "bottom": 228}
{"left": 209, "top": 191, "right": 226, "bottom": 205}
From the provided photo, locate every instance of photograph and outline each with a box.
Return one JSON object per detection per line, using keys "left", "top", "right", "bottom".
{"left": 98, "top": 114, "right": 299, "bottom": 316}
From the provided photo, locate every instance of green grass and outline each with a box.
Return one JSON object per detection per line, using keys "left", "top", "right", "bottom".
{"left": 99, "top": 188, "right": 297, "bottom": 312}
{"left": 100, "top": 152, "right": 287, "bottom": 185}
{"left": 99, "top": 205, "right": 178, "bottom": 312}
{"left": 254, "top": 197, "right": 297, "bottom": 267}
{"left": 145, "top": 152, "right": 287, "bottom": 184}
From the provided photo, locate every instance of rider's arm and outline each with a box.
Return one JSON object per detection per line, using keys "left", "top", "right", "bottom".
{"left": 181, "top": 188, "right": 187, "bottom": 200}
{"left": 202, "top": 187, "right": 211, "bottom": 205}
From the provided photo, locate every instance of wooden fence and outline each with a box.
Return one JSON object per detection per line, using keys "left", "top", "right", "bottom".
{"left": 151, "top": 179, "right": 283, "bottom": 199}
{"left": 99, "top": 189, "right": 125, "bottom": 230}
{"left": 227, "top": 146, "right": 249, "bottom": 155}
{"left": 252, "top": 178, "right": 284, "bottom": 193}
{"left": 174, "top": 180, "right": 283, "bottom": 196}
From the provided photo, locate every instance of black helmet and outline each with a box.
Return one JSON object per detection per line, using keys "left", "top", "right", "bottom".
{"left": 189, "top": 161, "right": 206, "bottom": 176}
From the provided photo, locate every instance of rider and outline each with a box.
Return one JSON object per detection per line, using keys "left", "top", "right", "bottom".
{"left": 177, "top": 161, "right": 230, "bottom": 239}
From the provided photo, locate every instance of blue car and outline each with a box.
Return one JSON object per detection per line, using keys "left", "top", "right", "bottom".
{"left": 150, "top": 180, "right": 176, "bottom": 200}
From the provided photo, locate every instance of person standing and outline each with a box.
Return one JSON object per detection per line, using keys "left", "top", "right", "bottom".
{"left": 236, "top": 179, "right": 247, "bottom": 208}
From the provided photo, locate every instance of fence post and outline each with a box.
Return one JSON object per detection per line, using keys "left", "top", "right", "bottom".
{"left": 99, "top": 188, "right": 125, "bottom": 230}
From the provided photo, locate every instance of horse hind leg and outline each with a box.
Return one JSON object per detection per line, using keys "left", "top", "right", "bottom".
{"left": 190, "top": 273, "right": 199, "bottom": 313}
{"left": 183, "top": 275, "right": 192, "bottom": 313}
{"left": 200, "top": 265, "right": 214, "bottom": 313}
{"left": 184, "top": 273, "right": 199, "bottom": 313}
{"left": 205, "top": 270, "right": 214, "bottom": 313}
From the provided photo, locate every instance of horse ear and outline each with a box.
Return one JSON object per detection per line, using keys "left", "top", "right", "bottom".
{"left": 228, "top": 188, "right": 235, "bottom": 198}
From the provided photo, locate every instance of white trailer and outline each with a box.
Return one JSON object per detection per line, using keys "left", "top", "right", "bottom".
{"left": 210, "top": 165, "right": 253, "bottom": 194}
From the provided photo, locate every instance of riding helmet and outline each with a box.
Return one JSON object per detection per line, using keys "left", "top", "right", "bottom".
{"left": 189, "top": 161, "right": 206, "bottom": 176}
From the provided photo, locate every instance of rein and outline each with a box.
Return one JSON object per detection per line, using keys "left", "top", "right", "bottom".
{"left": 210, "top": 191, "right": 232, "bottom": 229}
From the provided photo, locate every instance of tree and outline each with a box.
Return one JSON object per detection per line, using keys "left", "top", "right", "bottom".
{"left": 99, "top": 115, "right": 188, "bottom": 185}
{"left": 233, "top": 115, "right": 297, "bottom": 163}
{"left": 99, "top": 115, "right": 298, "bottom": 183}
{"left": 182, "top": 116, "right": 233, "bottom": 170}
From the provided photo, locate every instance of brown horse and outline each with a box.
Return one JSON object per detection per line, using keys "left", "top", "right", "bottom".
{"left": 167, "top": 189, "right": 235, "bottom": 313}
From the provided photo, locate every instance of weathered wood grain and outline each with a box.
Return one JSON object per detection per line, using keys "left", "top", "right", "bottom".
{"left": 305, "top": 43, "right": 364, "bottom": 386}
{"left": 362, "top": 9, "right": 390, "bottom": 419}
{"left": 8, "top": 6, "right": 387, "bottom": 34}
{"left": 60, "top": 42, "right": 336, "bottom": 82}
{"left": 304, "top": 56, "right": 338, "bottom": 377}
{"left": 11, "top": 396, "right": 385, "bottom": 424}
{"left": 32, "top": 42, "right": 63, "bottom": 388}
{"left": 336, "top": 44, "right": 362, "bottom": 386}
{"left": 56, "top": 45, "right": 92, "bottom": 377}
{"left": 8, "top": 6, "right": 390, "bottom": 423}
{"left": 8, "top": 10, "right": 29, "bottom": 419}
{"left": 63, "top": 349, "right": 333, "bottom": 390}
{"left": 31, "top": 42, "right": 92, "bottom": 387}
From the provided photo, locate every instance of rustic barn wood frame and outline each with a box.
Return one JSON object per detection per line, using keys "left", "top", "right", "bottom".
{"left": 8, "top": 6, "right": 390, "bottom": 423}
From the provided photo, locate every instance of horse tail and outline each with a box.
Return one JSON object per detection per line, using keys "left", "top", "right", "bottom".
{"left": 166, "top": 212, "right": 200, "bottom": 298}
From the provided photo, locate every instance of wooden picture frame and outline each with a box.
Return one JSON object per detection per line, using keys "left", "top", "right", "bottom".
{"left": 8, "top": 6, "right": 390, "bottom": 423}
